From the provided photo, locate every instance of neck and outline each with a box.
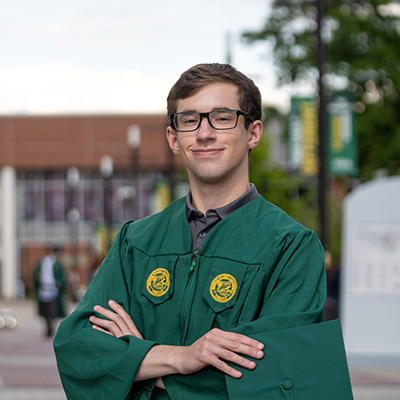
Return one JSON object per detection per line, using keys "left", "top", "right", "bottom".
{"left": 189, "top": 178, "right": 250, "bottom": 215}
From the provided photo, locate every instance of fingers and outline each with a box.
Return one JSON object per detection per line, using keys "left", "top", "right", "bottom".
{"left": 89, "top": 300, "right": 142, "bottom": 339}
{"left": 205, "top": 330, "right": 264, "bottom": 378}
{"left": 89, "top": 310, "right": 125, "bottom": 337}
{"left": 208, "top": 329, "right": 264, "bottom": 359}
{"left": 180, "top": 329, "right": 264, "bottom": 379}
{"left": 107, "top": 300, "right": 143, "bottom": 338}
{"left": 210, "top": 356, "right": 247, "bottom": 379}
{"left": 92, "top": 324, "right": 113, "bottom": 335}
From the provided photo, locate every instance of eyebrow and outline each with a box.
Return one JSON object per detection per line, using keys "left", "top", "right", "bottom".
{"left": 176, "top": 107, "right": 234, "bottom": 114}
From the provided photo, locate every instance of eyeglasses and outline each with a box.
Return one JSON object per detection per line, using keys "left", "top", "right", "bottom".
{"left": 169, "top": 109, "right": 255, "bottom": 132}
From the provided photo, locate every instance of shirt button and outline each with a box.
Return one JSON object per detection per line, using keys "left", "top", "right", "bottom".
{"left": 282, "top": 380, "right": 293, "bottom": 390}
{"left": 199, "top": 232, "right": 206, "bottom": 238}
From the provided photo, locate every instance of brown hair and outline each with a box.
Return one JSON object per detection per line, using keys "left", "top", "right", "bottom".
{"left": 167, "top": 63, "right": 262, "bottom": 127}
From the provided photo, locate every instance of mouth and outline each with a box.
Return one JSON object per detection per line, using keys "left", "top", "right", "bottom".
{"left": 192, "top": 148, "right": 223, "bottom": 157}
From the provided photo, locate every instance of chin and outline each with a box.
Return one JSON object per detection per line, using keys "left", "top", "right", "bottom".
{"left": 189, "top": 165, "right": 241, "bottom": 185}
{"left": 194, "top": 171, "right": 231, "bottom": 185}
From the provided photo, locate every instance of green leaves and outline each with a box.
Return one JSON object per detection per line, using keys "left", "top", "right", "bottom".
{"left": 244, "top": 0, "right": 400, "bottom": 178}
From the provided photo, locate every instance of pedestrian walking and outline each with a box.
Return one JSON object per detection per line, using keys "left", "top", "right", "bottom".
{"left": 33, "top": 245, "right": 67, "bottom": 337}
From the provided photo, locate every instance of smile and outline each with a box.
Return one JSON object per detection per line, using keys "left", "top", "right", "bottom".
{"left": 192, "top": 149, "right": 223, "bottom": 157}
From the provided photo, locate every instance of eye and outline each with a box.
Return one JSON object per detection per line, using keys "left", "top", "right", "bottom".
{"left": 211, "top": 110, "right": 236, "bottom": 124}
{"left": 178, "top": 113, "right": 200, "bottom": 126}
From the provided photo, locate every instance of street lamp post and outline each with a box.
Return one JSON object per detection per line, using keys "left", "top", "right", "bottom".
{"left": 127, "top": 125, "right": 141, "bottom": 219}
{"left": 316, "top": 0, "right": 328, "bottom": 249}
{"left": 100, "top": 156, "right": 113, "bottom": 253}
{"left": 67, "top": 167, "right": 80, "bottom": 269}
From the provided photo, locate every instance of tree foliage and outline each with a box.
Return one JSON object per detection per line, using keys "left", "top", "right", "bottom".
{"left": 250, "top": 107, "right": 319, "bottom": 230}
{"left": 250, "top": 106, "right": 344, "bottom": 258}
{"left": 244, "top": 0, "right": 400, "bottom": 178}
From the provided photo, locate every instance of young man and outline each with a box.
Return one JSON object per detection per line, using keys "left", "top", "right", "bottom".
{"left": 54, "top": 64, "right": 353, "bottom": 399}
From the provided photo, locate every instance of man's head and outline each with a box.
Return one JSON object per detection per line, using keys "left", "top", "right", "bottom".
{"left": 166, "top": 65, "right": 263, "bottom": 191}
{"left": 45, "top": 243, "right": 61, "bottom": 255}
{"left": 167, "top": 63, "right": 262, "bottom": 127}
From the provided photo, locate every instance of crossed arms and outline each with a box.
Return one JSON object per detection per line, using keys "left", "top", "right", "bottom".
{"left": 89, "top": 300, "right": 265, "bottom": 388}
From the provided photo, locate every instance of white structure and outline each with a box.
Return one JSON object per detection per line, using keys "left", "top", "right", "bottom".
{"left": 0, "top": 166, "right": 18, "bottom": 299}
{"left": 341, "top": 177, "right": 400, "bottom": 364}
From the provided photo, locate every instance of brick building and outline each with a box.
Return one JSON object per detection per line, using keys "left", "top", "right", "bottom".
{"left": 0, "top": 114, "right": 184, "bottom": 299}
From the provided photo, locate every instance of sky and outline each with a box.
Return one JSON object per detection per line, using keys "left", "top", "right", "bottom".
{"left": 0, "top": 0, "right": 290, "bottom": 115}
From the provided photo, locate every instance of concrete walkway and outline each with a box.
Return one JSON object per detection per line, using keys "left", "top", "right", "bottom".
{"left": 0, "top": 299, "right": 67, "bottom": 400}
{"left": 1, "top": 299, "right": 399, "bottom": 400}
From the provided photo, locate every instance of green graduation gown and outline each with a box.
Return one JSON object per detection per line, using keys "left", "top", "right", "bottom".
{"left": 54, "top": 195, "right": 353, "bottom": 399}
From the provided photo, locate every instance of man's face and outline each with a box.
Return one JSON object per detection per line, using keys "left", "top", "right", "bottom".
{"left": 166, "top": 82, "right": 262, "bottom": 187}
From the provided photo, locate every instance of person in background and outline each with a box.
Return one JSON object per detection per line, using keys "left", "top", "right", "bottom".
{"left": 33, "top": 245, "right": 67, "bottom": 337}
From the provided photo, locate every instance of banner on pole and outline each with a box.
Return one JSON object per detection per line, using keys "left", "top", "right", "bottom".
{"left": 327, "top": 93, "right": 358, "bottom": 176}
{"left": 288, "top": 94, "right": 358, "bottom": 177}
{"left": 288, "top": 97, "right": 318, "bottom": 176}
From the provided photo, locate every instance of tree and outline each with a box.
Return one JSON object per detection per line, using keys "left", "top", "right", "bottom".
{"left": 243, "top": 0, "right": 400, "bottom": 178}
{"left": 250, "top": 106, "right": 346, "bottom": 257}
{"left": 250, "top": 106, "right": 319, "bottom": 232}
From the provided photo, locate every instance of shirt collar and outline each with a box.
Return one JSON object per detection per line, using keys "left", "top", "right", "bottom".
{"left": 186, "top": 183, "right": 259, "bottom": 221}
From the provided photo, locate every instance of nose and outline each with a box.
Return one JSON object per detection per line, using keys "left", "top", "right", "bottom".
{"left": 196, "top": 116, "right": 216, "bottom": 141}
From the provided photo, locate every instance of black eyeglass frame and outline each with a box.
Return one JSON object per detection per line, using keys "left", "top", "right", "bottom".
{"left": 169, "top": 109, "right": 255, "bottom": 132}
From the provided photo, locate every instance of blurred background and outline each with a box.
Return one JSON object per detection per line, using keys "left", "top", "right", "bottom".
{"left": 0, "top": 1, "right": 400, "bottom": 399}
{"left": 0, "top": 0, "right": 279, "bottom": 299}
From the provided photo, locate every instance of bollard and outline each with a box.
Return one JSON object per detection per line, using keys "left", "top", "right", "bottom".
{"left": 0, "top": 308, "right": 18, "bottom": 329}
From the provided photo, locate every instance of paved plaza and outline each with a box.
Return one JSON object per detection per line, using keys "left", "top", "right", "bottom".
{"left": 0, "top": 299, "right": 399, "bottom": 400}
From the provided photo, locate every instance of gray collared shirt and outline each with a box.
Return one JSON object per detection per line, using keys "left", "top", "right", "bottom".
{"left": 186, "top": 184, "right": 259, "bottom": 251}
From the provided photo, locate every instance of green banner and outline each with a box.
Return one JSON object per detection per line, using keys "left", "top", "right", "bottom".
{"left": 327, "top": 93, "right": 358, "bottom": 176}
{"left": 288, "top": 94, "right": 358, "bottom": 177}
{"left": 288, "top": 97, "right": 318, "bottom": 176}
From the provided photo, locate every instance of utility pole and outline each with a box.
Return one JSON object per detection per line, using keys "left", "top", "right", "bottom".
{"left": 316, "top": 0, "right": 328, "bottom": 249}
{"left": 276, "top": 0, "right": 329, "bottom": 248}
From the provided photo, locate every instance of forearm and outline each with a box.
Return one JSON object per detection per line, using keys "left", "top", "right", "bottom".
{"left": 134, "top": 329, "right": 263, "bottom": 384}
{"left": 134, "top": 345, "right": 185, "bottom": 382}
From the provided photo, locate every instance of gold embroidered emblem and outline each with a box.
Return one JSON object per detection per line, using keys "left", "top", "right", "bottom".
{"left": 146, "top": 268, "right": 170, "bottom": 297}
{"left": 210, "top": 274, "right": 237, "bottom": 303}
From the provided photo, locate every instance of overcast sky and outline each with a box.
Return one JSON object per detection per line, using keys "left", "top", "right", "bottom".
{"left": 0, "top": 0, "right": 291, "bottom": 115}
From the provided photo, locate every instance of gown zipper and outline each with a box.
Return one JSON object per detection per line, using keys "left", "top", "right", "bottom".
{"left": 180, "top": 250, "right": 198, "bottom": 339}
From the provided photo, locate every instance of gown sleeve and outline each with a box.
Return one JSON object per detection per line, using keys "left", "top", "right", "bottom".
{"left": 164, "top": 230, "right": 353, "bottom": 400}
{"left": 224, "top": 229, "right": 353, "bottom": 400}
{"left": 53, "top": 223, "right": 158, "bottom": 400}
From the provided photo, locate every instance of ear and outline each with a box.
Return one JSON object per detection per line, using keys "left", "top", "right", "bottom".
{"left": 166, "top": 126, "right": 180, "bottom": 155}
{"left": 248, "top": 120, "right": 263, "bottom": 151}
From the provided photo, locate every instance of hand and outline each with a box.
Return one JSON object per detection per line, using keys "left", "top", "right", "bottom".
{"left": 176, "top": 328, "right": 264, "bottom": 379}
{"left": 89, "top": 300, "right": 143, "bottom": 339}
{"left": 90, "top": 301, "right": 166, "bottom": 389}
